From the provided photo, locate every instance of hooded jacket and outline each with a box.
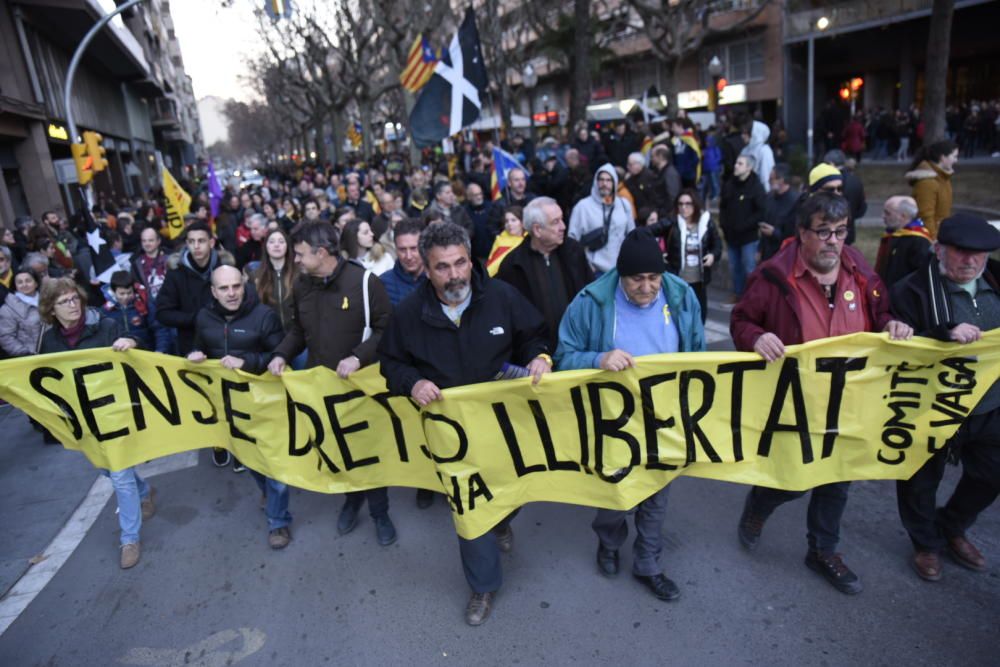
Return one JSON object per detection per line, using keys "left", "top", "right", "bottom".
{"left": 730, "top": 239, "right": 892, "bottom": 351}
{"left": 740, "top": 121, "right": 775, "bottom": 193}
{"left": 567, "top": 164, "right": 636, "bottom": 273}
{"left": 191, "top": 290, "right": 284, "bottom": 374}
{"left": 555, "top": 269, "right": 706, "bottom": 371}
{"left": 0, "top": 293, "right": 42, "bottom": 357}
{"left": 905, "top": 160, "right": 953, "bottom": 238}
{"left": 377, "top": 263, "right": 548, "bottom": 396}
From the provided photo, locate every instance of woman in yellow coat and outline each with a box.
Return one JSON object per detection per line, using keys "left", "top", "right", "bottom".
{"left": 905, "top": 139, "right": 957, "bottom": 238}
{"left": 486, "top": 205, "right": 526, "bottom": 276}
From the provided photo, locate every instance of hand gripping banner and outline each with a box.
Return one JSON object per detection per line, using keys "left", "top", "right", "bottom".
{"left": 1, "top": 331, "right": 997, "bottom": 539}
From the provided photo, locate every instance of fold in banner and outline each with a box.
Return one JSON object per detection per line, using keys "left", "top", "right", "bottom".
{"left": 1, "top": 331, "right": 997, "bottom": 539}
{"left": 162, "top": 166, "right": 191, "bottom": 240}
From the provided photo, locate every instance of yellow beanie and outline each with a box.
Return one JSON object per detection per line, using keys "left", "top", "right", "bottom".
{"left": 808, "top": 163, "right": 842, "bottom": 191}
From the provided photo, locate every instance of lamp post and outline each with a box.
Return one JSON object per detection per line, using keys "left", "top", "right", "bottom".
{"left": 807, "top": 16, "right": 830, "bottom": 167}
{"left": 708, "top": 55, "right": 723, "bottom": 111}
{"left": 542, "top": 94, "right": 550, "bottom": 128}
{"left": 522, "top": 64, "right": 538, "bottom": 143}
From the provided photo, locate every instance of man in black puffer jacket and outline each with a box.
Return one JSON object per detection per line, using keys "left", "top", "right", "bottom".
{"left": 187, "top": 265, "right": 291, "bottom": 549}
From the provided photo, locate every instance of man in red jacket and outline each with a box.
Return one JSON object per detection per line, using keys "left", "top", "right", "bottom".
{"left": 730, "top": 191, "right": 913, "bottom": 594}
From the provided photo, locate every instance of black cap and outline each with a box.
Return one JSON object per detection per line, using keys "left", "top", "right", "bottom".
{"left": 616, "top": 229, "right": 666, "bottom": 276}
{"left": 937, "top": 214, "right": 1000, "bottom": 251}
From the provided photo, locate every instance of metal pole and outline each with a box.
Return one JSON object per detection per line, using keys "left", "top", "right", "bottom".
{"left": 63, "top": 0, "right": 146, "bottom": 208}
{"left": 807, "top": 35, "right": 815, "bottom": 168}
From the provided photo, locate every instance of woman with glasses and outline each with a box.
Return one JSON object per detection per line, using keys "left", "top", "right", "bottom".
{"left": 37, "top": 277, "right": 150, "bottom": 570}
{"left": 653, "top": 190, "right": 722, "bottom": 323}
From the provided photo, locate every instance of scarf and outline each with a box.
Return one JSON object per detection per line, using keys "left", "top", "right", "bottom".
{"left": 59, "top": 316, "right": 87, "bottom": 349}
{"left": 15, "top": 292, "right": 38, "bottom": 308}
{"left": 875, "top": 218, "right": 932, "bottom": 276}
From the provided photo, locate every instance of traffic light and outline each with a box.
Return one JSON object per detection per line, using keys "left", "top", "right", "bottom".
{"left": 839, "top": 86, "right": 851, "bottom": 101}
{"left": 850, "top": 77, "right": 864, "bottom": 92}
{"left": 70, "top": 142, "right": 94, "bottom": 186}
{"left": 83, "top": 131, "right": 108, "bottom": 173}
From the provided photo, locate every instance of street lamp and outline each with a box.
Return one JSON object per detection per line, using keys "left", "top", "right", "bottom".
{"left": 807, "top": 16, "right": 832, "bottom": 167}
{"left": 542, "top": 94, "right": 550, "bottom": 127}
{"left": 523, "top": 63, "right": 538, "bottom": 143}
{"left": 708, "top": 55, "right": 723, "bottom": 111}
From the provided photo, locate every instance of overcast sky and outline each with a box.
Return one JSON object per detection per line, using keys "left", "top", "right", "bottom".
{"left": 170, "top": 1, "right": 263, "bottom": 102}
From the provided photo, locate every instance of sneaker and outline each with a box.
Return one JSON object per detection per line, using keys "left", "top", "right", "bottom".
{"left": 268, "top": 526, "right": 292, "bottom": 550}
{"left": 464, "top": 591, "right": 495, "bottom": 626}
{"left": 374, "top": 515, "right": 397, "bottom": 546}
{"left": 416, "top": 489, "right": 435, "bottom": 509}
{"left": 737, "top": 491, "right": 766, "bottom": 551}
{"left": 120, "top": 542, "right": 141, "bottom": 569}
{"left": 140, "top": 487, "right": 156, "bottom": 521}
{"left": 494, "top": 524, "right": 513, "bottom": 554}
{"left": 212, "top": 448, "right": 231, "bottom": 467}
{"left": 805, "top": 551, "right": 863, "bottom": 594}
{"left": 232, "top": 458, "right": 246, "bottom": 473}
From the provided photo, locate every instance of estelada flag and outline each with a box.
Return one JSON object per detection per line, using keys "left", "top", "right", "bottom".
{"left": 161, "top": 166, "right": 191, "bottom": 240}
{"left": 400, "top": 35, "right": 439, "bottom": 93}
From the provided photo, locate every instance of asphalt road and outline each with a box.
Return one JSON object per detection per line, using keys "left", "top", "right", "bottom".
{"left": 0, "top": 289, "right": 997, "bottom": 666}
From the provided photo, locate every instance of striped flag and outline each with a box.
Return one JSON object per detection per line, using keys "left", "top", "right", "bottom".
{"left": 490, "top": 146, "right": 525, "bottom": 201}
{"left": 400, "top": 35, "right": 439, "bottom": 93}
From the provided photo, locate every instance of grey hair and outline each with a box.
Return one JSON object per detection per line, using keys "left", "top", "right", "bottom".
{"left": 737, "top": 152, "right": 757, "bottom": 170}
{"left": 22, "top": 251, "right": 49, "bottom": 269}
{"left": 249, "top": 213, "right": 267, "bottom": 228}
{"left": 627, "top": 152, "right": 647, "bottom": 166}
{"left": 291, "top": 221, "right": 339, "bottom": 255}
{"left": 522, "top": 197, "right": 559, "bottom": 233}
{"left": 797, "top": 191, "right": 851, "bottom": 229}
{"left": 0, "top": 246, "right": 10, "bottom": 262}
{"left": 896, "top": 197, "right": 918, "bottom": 220}
{"left": 418, "top": 221, "right": 470, "bottom": 265}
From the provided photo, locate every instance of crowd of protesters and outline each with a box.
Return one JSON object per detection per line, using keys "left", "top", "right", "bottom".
{"left": 1, "top": 101, "right": 997, "bottom": 626}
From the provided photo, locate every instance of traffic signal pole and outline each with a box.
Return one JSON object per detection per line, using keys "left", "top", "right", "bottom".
{"left": 64, "top": 0, "right": 146, "bottom": 208}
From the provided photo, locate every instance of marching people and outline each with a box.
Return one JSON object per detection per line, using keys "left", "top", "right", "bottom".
{"left": 485, "top": 205, "right": 527, "bottom": 276}
{"left": 890, "top": 214, "right": 1000, "bottom": 581}
{"left": 188, "top": 266, "right": 290, "bottom": 549}
{"left": 730, "top": 192, "right": 913, "bottom": 594}
{"left": 906, "top": 139, "right": 958, "bottom": 238}
{"left": 0, "top": 266, "right": 42, "bottom": 358}
{"left": 268, "top": 221, "right": 397, "bottom": 547}
{"left": 555, "top": 228, "right": 705, "bottom": 601}
{"left": 130, "top": 225, "right": 172, "bottom": 353}
{"left": 38, "top": 276, "right": 151, "bottom": 569}
{"left": 758, "top": 164, "right": 799, "bottom": 262}
{"left": 874, "top": 195, "right": 933, "bottom": 288}
{"left": 340, "top": 219, "right": 394, "bottom": 275}
{"left": 719, "top": 154, "right": 767, "bottom": 303}
{"left": 377, "top": 222, "right": 550, "bottom": 626}
{"left": 496, "top": 197, "right": 593, "bottom": 352}
{"left": 568, "top": 164, "right": 635, "bottom": 278}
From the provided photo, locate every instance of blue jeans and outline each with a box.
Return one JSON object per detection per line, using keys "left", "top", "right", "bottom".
{"left": 102, "top": 467, "right": 150, "bottom": 545}
{"left": 249, "top": 470, "right": 292, "bottom": 531}
{"left": 727, "top": 239, "right": 759, "bottom": 296}
{"left": 701, "top": 171, "right": 720, "bottom": 201}
{"left": 145, "top": 298, "right": 175, "bottom": 354}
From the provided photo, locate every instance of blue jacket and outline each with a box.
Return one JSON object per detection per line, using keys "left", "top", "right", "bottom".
{"left": 379, "top": 261, "right": 425, "bottom": 307}
{"left": 555, "top": 269, "right": 705, "bottom": 370}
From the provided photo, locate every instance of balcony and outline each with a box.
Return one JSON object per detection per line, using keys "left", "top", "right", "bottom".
{"left": 784, "top": 0, "right": 955, "bottom": 42}
{"left": 151, "top": 97, "right": 181, "bottom": 128}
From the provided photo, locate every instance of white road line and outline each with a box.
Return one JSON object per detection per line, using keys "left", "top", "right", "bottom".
{"left": 704, "top": 318, "right": 731, "bottom": 343}
{"left": 0, "top": 451, "right": 198, "bottom": 637}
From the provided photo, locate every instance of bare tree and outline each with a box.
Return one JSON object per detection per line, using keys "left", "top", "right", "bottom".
{"left": 625, "top": 0, "right": 772, "bottom": 108}
{"left": 922, "top": 0, "right": 954, "bottom": 143}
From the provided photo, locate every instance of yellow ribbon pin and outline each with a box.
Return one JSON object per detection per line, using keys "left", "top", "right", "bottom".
{"left": 663, "top": 303, "right": 671, "bottom": 326}
{"left": 341, "top": 296, "right": 349, "bottom": 310}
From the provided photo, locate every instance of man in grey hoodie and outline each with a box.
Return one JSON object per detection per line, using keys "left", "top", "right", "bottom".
{"left": 741, "top": 120, "right": 775, "bottom": 194}
{"left": 567, "top": 164, "right": 636, "bottom": 276}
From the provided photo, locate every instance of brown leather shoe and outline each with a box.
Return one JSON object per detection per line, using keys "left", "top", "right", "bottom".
{"left": 140, "top": 487, "right": 156, "bottom": 521}
{"left": 948, "top": 535, "right": 986, "bottom": 571}
{"left": 120, "top": 542, "right": 140, "bottom": 569}
{"left": 465, "top": 591, "right": 495, "bottom": 626}
{"left": 912, "top": 551, "right": 942, "bottom": 581}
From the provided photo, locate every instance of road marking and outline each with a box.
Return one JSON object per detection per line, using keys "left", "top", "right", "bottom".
{"left": 118, "top": 627, "right": 266, "bottom": 667}
{"left": 704, "top": 318, "right": 731, "bottom": 344}
{"left": 0, "top": 451, "right": 198, "bottom": 636}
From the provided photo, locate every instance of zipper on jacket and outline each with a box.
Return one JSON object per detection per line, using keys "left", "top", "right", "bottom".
{"left": 224, "top": 322, "right": 229, "bottom": 355}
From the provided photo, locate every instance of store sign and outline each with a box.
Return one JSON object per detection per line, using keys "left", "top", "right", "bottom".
{"left": 676, "top": 84, "right": 748, "bottom": 110}
{"left": 47, "top": 123, "right": 69, "bottom": 141}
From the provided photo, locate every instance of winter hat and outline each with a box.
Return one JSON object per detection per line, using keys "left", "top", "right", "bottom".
{"left": 616, "top": 229, "right": 666, "bottom": 276}
{"left": 808, "top": 163, "right": 842, "bottom": 192}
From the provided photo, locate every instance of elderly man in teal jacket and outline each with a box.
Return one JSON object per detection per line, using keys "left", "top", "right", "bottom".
{"left": 555, "top": 228, "right": 705, "bottom": 601}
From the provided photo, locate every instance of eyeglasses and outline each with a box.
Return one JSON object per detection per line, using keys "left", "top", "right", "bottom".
{"left": 806, "top": 226, "right": 849, "bottom": 241}
{"left": 54, "top": 295, "right": 81, "bottom": 308}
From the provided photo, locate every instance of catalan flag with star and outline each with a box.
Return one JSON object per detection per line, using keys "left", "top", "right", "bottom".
{"left": 400, "top": 35, "right": 439, "bottom": 93}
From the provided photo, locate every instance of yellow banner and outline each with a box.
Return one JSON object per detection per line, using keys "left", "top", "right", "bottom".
{"left": 161, "top": 167, "right": 191, "bottom": 240}
{"left": 1, "top": 332, "right": 997, "bottom": 539}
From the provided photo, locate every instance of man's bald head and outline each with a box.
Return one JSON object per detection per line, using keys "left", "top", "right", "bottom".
{"left": 883, "top": 195, "right": 919, "bottom": 231}
{"left": 211, "top": 265, "right": 245, "bottom": 312}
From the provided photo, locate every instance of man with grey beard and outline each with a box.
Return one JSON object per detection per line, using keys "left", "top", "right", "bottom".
{"left": 377, "top": 222, "right": 551, "bottom": 627}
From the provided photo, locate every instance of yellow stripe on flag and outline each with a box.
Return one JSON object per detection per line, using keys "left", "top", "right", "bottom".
{"left": 161, "top": 166, "right": 191, "bottom": 240}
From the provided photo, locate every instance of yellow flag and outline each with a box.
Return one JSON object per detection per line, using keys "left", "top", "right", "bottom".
{"left": 161, "top": 167, "right": 191, "bottom": 240}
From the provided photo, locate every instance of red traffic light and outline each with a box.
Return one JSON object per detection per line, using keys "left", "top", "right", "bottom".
{"left": 839, "top": 87, "right": 851, "bottom": 101}
{"left": 716, "top": 77, "right": 727, "bottom": 92}
{"left": 850, "top": 77, "right": 864, "bottom": 91}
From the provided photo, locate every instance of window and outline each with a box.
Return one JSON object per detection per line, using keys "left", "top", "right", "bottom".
{"left": 701, "top": 37, "right": 764, "bottom": 86}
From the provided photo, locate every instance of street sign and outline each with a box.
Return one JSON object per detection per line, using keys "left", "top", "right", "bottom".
{"left": 53, "top": 158, "right": 79, "bottom": 185}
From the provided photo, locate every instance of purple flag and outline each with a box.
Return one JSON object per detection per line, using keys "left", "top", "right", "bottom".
{"left": 207, "top": 161, "right": 223, "bottom": 219}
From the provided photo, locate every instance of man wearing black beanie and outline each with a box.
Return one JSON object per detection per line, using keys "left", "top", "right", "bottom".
{"left": 555, "top": 228, "right": 705, "bottom": 600}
